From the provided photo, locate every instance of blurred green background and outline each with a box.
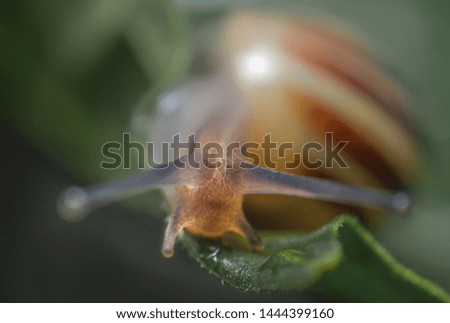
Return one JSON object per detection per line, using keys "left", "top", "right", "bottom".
{"left": 0, "top": 0, "right": 449, "bottom": 301}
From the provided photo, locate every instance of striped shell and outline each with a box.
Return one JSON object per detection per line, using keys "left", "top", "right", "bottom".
{"left": 218, "top": 11, "right": 418, "bottom": 230}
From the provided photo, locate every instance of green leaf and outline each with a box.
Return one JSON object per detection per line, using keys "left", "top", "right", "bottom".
{"left": 182, "top": 215, "right": 450, "bottom": 302}
{"left": 314, "top": 217, "right": 450, "bottom": 302}
{"left": 182, "top": 216, "right": 343, "bottom": 292}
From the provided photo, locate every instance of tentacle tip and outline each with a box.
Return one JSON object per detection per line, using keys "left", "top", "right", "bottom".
{"left": 161, "top": 247, "right": 174, "bottom": 258}
{"left": 248, "top": 233, "right": 262, "bottom": 249}
{"left": 57, "top": 186, "right": 89, "bottom": 222}
{"left": 161, "top": 229, "right": 178, "bottom": 258}
{"left": 391, "top": 192, "right": 412, "bottom": 216}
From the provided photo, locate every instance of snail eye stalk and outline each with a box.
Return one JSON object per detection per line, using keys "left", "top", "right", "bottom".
{"left": 57, "top": 158, "right": 193, "bottom": 222}
{"left": 239, "top": 162, "right": 411, "bottom": 216}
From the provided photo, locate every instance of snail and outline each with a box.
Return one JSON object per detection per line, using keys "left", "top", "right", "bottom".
{"left": 57, "top": 10, "right": 417, "bottom": 258}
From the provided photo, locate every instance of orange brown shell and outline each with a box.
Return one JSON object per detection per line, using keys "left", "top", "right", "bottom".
{"left": 222, "top": 11, "right": 417, "bottom": 230}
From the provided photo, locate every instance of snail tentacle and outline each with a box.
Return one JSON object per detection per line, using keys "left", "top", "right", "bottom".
{"left": 240, "top": 162, "right": 411, "bottom": 216}
{"left": 57, "top": 157, "right": 194, "bottom": 222}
